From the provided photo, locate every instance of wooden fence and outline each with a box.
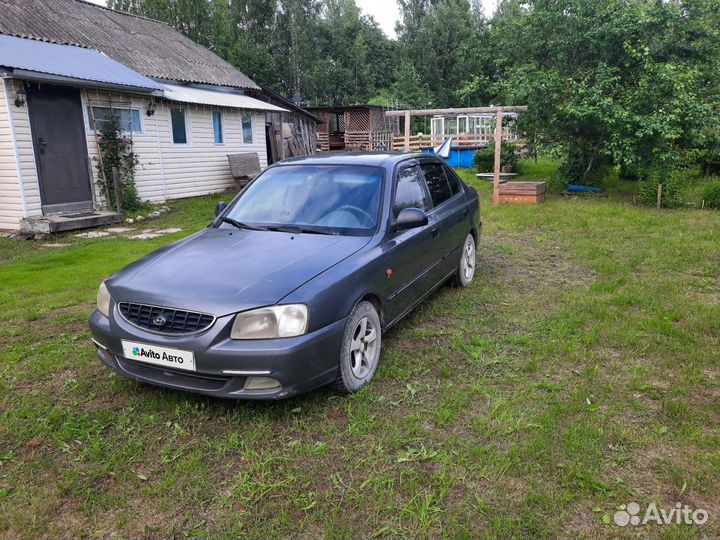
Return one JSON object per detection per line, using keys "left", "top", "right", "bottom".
{"left": 391, "top": 131, "right": 521, "bottom": 152}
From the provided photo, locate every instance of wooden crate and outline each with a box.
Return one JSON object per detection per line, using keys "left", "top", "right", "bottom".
{"left": 498, "top": 181, "right": 547, "bottom": 204}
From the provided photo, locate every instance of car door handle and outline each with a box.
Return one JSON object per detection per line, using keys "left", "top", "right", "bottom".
{"left": 38, "top": 137, "right": 47, "bottom": 154}
{"left": 431, "top": 227, "right": 440, "bottom": 238}
{"left": 462, "top": 208, "right": 470, "bottom": 217}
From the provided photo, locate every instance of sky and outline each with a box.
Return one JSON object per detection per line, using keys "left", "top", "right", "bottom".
{"left": 86, "top": 0, "right": 499, "bottom": 40}
{"left": 356, "top": 0, "right": 498, "bottom": 38}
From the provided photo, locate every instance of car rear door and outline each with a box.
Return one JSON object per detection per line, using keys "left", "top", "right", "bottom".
{"left": 381, "top": 163, "right": 439, "bottom": 323}
{"left": 418, "top": 160, "right": 468, "bottom": 279}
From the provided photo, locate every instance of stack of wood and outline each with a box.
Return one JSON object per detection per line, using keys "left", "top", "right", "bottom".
{"left": 498, "top": 181, "right": 547, "bottom": 204}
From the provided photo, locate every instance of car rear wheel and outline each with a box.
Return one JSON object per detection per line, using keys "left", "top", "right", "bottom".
{"left": 453, "top": 233, "right": 476, "bottom": 287}
{"left": 334, "top": 301, "right": 382, "bottom": 394}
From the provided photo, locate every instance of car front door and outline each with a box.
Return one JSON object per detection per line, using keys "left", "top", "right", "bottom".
{"left": 381, "top": 163, "right": 440, "bottom": 323}
{"left": 419, "top": 160, "right": 468, "bottom": 279}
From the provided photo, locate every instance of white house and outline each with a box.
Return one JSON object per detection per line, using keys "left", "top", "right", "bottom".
{"left": 0, "top": 0, "right": 289, "bottom": 232}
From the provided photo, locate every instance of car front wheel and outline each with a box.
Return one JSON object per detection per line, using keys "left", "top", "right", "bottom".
{"left": 334, "top": 301, "right": 382, "bottom": 394}
{"left": 454, "top": 233, "right": 476, "bottom": 287}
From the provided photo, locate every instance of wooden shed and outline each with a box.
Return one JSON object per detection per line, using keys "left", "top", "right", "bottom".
{"left": 306, "top": 105, "right": 400, "bottom": 152}
{"left": 255, "top": 86, "right": 320, "bottom": 164}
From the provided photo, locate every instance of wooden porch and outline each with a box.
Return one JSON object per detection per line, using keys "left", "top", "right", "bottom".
{"left": 389, "top": 132, "right": 521, "bottom": 152}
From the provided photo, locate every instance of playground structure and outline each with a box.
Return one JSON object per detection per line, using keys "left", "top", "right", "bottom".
{"left": 385, "top": 106, "right": 529, "bottom": 207}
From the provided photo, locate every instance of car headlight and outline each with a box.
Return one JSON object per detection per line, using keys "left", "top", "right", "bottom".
{"left": 230, "top": 304, "right": 308, "bottom": 339}
{"left": 97, "top": 282, "right": 111, "bottom": 318}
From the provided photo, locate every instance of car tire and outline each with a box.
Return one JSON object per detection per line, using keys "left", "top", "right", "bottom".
{"left": 453, "top": 233, "right": 476, "bottom": 287}
{"left": 334, "top": 301, "right": 382, "bottom": 394}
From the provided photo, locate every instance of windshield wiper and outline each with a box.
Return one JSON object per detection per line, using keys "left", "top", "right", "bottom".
{"left": 219, "top": 217, "right": 267, "bottom": 231}
{"left": 265, "top": 224, "right": 339, "bottom": 236}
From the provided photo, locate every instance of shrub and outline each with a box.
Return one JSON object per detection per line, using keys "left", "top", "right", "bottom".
{"left": 555, "top": 153, "right": 605, "bottom": 188}
{"left": 637, "top": 168, "right": 688, "bottom": 208}
{"left": 473, "top": 142, "right": 518, "bottom": 171}
{"left": 701, "top": 179, "right": 720, "bottom": 209}
{"left": 94, "top": 115, "right": 143, "bottom": 215}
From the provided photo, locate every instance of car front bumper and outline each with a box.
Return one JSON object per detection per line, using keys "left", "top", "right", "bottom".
{"left": 89, "top": 307, "right": 345, "bottom": 400}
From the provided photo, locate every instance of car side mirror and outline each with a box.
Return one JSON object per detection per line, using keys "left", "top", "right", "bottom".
{"left": 392, "top": 208, "right": 428, "bottom": 232}
{"left": 214, "top": 201, "right": 227, "bottom": 217}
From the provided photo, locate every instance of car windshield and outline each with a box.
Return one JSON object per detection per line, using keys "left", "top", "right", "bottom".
{"left": 222, "top": 164, "right": 384, "bottom": 236}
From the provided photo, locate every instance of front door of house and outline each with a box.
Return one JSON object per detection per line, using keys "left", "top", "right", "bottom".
{"left": 26, "top": 83, "right": 93, "bottom": 214}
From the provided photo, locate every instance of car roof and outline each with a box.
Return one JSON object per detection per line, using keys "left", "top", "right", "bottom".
{"left": 275, "top": 151, "right": 437, "bottom": 168}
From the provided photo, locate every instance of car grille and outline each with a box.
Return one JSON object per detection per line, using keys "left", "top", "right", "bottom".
{"left": 118, "top": 302, "right": 215, "bottom": 335}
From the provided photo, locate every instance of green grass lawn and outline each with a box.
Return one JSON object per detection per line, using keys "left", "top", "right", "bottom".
{"left": 1, "top": 174, "right": 719, "bottom": 539}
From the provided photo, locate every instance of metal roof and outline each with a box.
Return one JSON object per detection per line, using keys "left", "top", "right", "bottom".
{"left": 0, "top": 0, "right": 260, "bottom": 90}
{"left": 0, "top": 34, "right": 162, "bottom": 93}
{"left": 162, "top": 83, "right": 287, "bottom": 112}
{"left": 258, "top": 85, "right": 322, "bottom": 123}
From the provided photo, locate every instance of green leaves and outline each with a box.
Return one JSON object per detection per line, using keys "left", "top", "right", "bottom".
{"left": 491, "top": 0, "right": 719, "bottom": 179}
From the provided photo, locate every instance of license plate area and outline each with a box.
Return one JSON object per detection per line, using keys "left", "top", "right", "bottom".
{"left": 121, "top": 340, "right": 196, "bottom": 372}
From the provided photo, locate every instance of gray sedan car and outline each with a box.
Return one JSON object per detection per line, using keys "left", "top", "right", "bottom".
{"left": 89, "top": 152, "right": 480, "bottom": 399}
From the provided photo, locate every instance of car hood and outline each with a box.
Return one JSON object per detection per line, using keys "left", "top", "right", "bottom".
{"left": 107, "top": 228, "right": 370, "bottom": 316}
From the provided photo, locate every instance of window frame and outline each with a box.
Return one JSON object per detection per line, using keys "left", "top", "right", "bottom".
{"left": 457, "top": 115, "right": 469, "bottom": 135}
{"left": 418, "top": 159, "right": 461, "bottom": 212}
{"left": 241, "top": 112, "right": 254, "bottom": 144}
{"left": 441, "top": 163, "right": 465, "bottom": 197}
{"left": 212, "top": 110, "right": 224, "bottom": 145}
{"left": 170, "top": 106, "right": 190, "bottom": 146}
{"left": 390, "top": 163, "right": 433, "bottom": 221}
{"left": 87, "top": 105, "right": 144, "bottom": 134}
{"left": 430, "top": 116, "right": 444, "bottom": 136}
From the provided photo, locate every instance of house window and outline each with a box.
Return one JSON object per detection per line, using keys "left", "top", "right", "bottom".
{"left": 241, "top": 113, "right": 253, "bottom": 144}
{"left": 88, "top": 106, "right": 142, "bottom": 133}
{"left": 212, "top": 111, "right": 223, "bottom": 144}
{"left": 170, "top": 107, "right": 188, "bottom": 144}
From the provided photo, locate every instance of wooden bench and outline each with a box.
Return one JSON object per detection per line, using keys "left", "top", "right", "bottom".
{"left": 498, "top": 181, "right": 547, "bottom": 204}
{"left": 227, "top": 152, "right": 261, "bottom": 188}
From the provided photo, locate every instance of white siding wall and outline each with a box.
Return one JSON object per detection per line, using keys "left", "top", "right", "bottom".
{"left": 7, "top": 80, "right": 42, "bottom": 218}
{"left": 0, "top": 80, "right": 25, "bottom": 229}
{"left": 1, "top": 85, "right": 268, "bottom": 229}
{"left": 83, "top": 91, "right": 267, "bottom": 205}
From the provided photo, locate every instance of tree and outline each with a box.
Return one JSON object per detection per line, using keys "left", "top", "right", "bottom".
{"left": 490, "top": 0, "right": 720, "bottom": 182}
{"left": 397, "top": 0, "right": 487, "bottom": 107}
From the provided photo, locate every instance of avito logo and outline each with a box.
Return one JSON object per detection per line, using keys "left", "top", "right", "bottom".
{"left": 133, "top": 347, "right": 161, "bottom": 360}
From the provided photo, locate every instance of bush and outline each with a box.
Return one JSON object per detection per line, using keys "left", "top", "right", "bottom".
{"left": 473, "top": 142, "right": 518, "bottom": 172}
{"left": 701, "top": 179, "right": 720, "bottom": 209}
{"left": 555, "top": 154, "right": 605, "bottom": 188}
{"left": 94, "top": 116, "right": 143, "bottom": 216}
{"left": 637, "top": 168, "right": 688, "bottom": 208}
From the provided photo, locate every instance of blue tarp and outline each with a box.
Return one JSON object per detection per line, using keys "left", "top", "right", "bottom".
{"left": 422, "top": 147, "right": 477, "bottom": 168}
{"left": 567, "top": 184, "right": 602, "bottom": 193}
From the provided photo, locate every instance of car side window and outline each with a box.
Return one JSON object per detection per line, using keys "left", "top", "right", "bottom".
{"left": 443, "top": 164, "right": 462, "bottom": 196}
{"left": 393, "top": 165, "right": 431, "bottom": 219}
{"left": 420, "top": 162, "right": 453, "bottom": 207}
